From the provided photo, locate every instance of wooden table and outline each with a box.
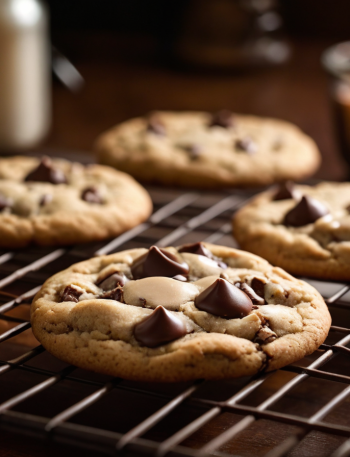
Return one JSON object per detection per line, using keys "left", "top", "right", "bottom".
{"left": 38, "top": 36, "right": 347, "bottom": 182}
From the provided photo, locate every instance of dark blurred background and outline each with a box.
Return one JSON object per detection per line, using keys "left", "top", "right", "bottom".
{"left": 40, "top": 0, "right": 350, "bottom": 180}
{"left": 48, "top": 0, "right": 350, "bottom": 41}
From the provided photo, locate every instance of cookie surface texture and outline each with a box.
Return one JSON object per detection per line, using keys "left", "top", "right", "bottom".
{"left": 0, "top": 156, "right": 152, "bottom": 247}
{"left": 95, "top": 111, "right": 320, "bottom": 188}
{"left": 31, "top": 243, "right": 331, "bottom": 382}
{"left": 233, "top": 182, "right": 350, "bottom": 280}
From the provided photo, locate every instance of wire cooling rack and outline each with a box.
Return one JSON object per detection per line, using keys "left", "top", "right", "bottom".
{"left": 1, "top": 186, "right": 350, "bottom": 457}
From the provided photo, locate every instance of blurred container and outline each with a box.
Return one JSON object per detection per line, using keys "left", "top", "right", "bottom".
{"left": 322, "top": 42, "right": 350, "bottom": 171}
{"left": 175, "top": 0, "right": 290, "bottom": 69}
{"left": 0, "top": 0, "right": 50, "bottom": 151}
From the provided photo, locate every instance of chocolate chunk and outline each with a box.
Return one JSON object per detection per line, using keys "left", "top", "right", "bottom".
{"left": 273, "top": 139, "right": 283, "bottom": 151}
{"left": 183, "top": 144, "right": 202, "bottom": 160}
{"left": 235, "top": 137, "right": 257, "bottom": 154}
{"left": 173, "top": 275, "right": 187, "bottom": 282}
{"left": 39, "top": 194, "right": 52, "bottom": 207}
{"left": 24, "top": 157, "right": 67, "bottom": 184}
{"left": 283, "top": 195, "right": 329, "bottom": 227}
{"left": 179, "top": 242, "right": 227, "bottom": 269}
{"left": 235, "top": 282, "right": 265, "bottom": 306}
{"left": 61, "top": 285, "right": 82, "bottom": 303}
{"left": 147, "top": 115, "right": 166, "bottom": 135}
{"left": 255, "top": 327, "right": 277, "bottom": 344}
{"left": 273, "top": 181, "right": 299, "bottom": 201}
{"left": 195, "top": 278, "right": 252, "bottom": 319}
{"left": 251, "top": 278, "right": 266, "bottom": 299}
{"left": 210, "top": 110, "right": 234, "bottom": 128}
{"left": 217, "top": 261, "right": 228, "bottom": 269}
{"left": 134, "top": 305, "right": 187, "bottom": 348}
{"left": 179, "top": 242, "right": 212, "bottom": 257}
{"left": 81, "top": 187, "right": 103, "bottom": 204}
{"left": 131, "top": 246, "right": 189, "bottom": 279}
{"left": 98, "top": 273, "right": 127, "bottom": 291}
{"left": 100, "top": 287, "right": 123, "bottom": 301}
{"left": 139, "top": 297, "right": 147, "bottom": 307}
{"left": 0, "top": 193, "right": 12, "bottom": 211}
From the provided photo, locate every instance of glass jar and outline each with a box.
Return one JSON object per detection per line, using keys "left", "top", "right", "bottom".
{"left": 322, "top": 42, "right": 350, "bottom": 172}
{"left": 0, "top": 0, "right": 50, "bottom": 151}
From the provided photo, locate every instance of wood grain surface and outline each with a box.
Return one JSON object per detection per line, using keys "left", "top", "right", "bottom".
{"left": 36, "top": 36, "right": 347, "bottom": 182}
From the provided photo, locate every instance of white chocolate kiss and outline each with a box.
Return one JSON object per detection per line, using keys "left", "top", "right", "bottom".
{"left": 123, "top": 275, "right": 220, "bottom": 311}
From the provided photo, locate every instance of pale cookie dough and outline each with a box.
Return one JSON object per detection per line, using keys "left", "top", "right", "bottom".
{"left": 31, "top": 243, "right": 330, "bottom": 382}
{"left": 0, "top": 156, "right": 152, "bottom": 247}
{"left": 233, "top": 181, "right": 350, "bottom": 280}
{"left": 95, "top": 111, "right": 320, "bottom": 188}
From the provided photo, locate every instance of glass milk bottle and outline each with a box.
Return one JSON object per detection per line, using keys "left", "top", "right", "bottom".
{"left": 0, "top": 0, "right": 50, "bottom": 151}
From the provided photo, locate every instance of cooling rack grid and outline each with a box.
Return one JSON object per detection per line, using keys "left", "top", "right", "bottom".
{"left": 0, "top": 186, "right": 350, "bottom": 457}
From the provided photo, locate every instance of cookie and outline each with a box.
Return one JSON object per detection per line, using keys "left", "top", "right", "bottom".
{"left": 0, "top": 156, "right": 152, "bottom": 247}
{"left": 95, "top": 111, "right": 320, "bottom": 188}
{"left": 31, "top": 243, "right": 330, "bottom": 382}
{"left": 233, "top": 181, "right": 350, "bottom": 280}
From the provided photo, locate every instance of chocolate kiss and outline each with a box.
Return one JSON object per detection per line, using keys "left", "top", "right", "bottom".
{"left": 195, "top": 278, "right": 252, "bottom": 319}
{"left": 134, "top": 306, "right": 187, "bottom": 348}
{"left": 98, "top": 273, "right": 127, "bottom": 291}
{"left": 24, "top": 157, "right": 67, "bottom": 184}
{"left": 131, "top": 246, "right": 189, "bottom": 279}
{"left": 283, "top": 195, "right": 329, "bottom": 227}
{"left": 179, "top": 242, "right": 212, "bottom": 258}
{"left": 210, "top": 110, "right": 234, "bottom": 128}
{"left": 273, "top": 181, "right": 298, "bottom": 201}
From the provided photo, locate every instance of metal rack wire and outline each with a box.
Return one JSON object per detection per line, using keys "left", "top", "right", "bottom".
{"left": 1, "top": 186, "right": 350, "bottom": 457}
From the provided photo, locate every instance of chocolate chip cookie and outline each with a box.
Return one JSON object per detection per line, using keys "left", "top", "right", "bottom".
{"left": 31, "top": 243, "right": 330, "bottom": 382}
{"left": 233, "top": 181, "right": 350, "bottom": 280}
{"left": 95, "top": 111, "right": 320, "bottom": 188}
{"left": 0, "top": 156, "right": 152, "bottom": 247}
